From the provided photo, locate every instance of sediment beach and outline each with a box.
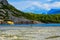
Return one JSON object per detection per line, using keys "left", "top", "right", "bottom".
{"left": 0, "top": 26, "right": 60, "bottom": 40}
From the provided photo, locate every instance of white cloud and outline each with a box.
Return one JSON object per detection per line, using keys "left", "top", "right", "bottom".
{"left": 42, "top": 4, "right": 50, "bottom": 10}
{"left": 51, "top": 2, "right": 60, "bottom": 8}
{"left": 9, "top": 1, "right": 60, "bottom": 11}
{"left": 32, "top": 1, "right": 60, "bottom": 10}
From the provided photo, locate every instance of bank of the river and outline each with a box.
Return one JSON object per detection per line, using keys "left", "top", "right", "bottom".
{"left": 0, "top": 27, "right": 60, "bottom": 40}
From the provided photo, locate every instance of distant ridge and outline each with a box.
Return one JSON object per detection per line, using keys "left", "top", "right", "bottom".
{"left": 47, "top": 9, "right": 60, "bottom": 14}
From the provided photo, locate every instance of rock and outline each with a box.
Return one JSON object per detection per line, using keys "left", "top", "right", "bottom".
{"left": 0, "top": 0, "right": 8, "bottom": 5}
{"left": 0, "top": 0, "right": 40, "bottom": 24}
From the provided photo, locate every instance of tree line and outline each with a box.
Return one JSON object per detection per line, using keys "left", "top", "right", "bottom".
{"left": 22, "top": 13, "right": 60, "bottom": 23}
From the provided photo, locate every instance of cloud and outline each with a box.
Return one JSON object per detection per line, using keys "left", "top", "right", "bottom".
{"left": 51, "top": 2, "right": 60, "bottom": 8}
{"left": 31, "top": 1, "right": 60, "bottom": 10}
{"left": 8, "top": 0, "right": 60, "bottom": 11}
{"left": 9, "top": 1, "right": 41, "bottom": 10}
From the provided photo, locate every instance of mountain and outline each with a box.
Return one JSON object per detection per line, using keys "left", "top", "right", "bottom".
{"left": 23, "top": 5, "right": 47, "bottom": 14}
{"left": 0, "top": 0, "right": 40, "bottom": 24}
{"left": 0, "top": 0, "right": 8, "bottom": 5}
{"left": 47, "top": 9, "right": 60, "bottom": 14}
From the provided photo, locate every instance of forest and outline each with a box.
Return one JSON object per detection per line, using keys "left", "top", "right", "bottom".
{"left": 0, "top": 3, "right": 60, "bottom": 23}
{"left": 22, "top": 13, "right": 60, "bottom": 23}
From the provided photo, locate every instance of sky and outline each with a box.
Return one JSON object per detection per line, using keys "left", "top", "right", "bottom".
{"left": 8, "top": 0, "right": 60, "bottom": 14}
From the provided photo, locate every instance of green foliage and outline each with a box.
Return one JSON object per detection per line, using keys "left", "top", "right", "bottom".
{"left": 1, "top": 3, "right": 60, "bottom": 23}
{"left": 3, "top": 4, "right": 24, "bottom": 17}
{"left": 22, "top": 13, "right": 60, "bottom": 23}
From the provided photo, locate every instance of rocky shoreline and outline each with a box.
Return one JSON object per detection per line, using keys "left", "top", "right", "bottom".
{"left": 0, "top": 27, "right": 60, "bottom": 40}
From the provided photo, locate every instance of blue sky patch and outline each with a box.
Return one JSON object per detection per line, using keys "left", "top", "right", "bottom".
{"left": 8, "top": 0, "right": 60, "bottom": 14}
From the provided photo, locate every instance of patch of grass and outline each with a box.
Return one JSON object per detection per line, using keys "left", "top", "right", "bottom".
{"left": 45, "top": 36, "right": 60, "bottom": 39}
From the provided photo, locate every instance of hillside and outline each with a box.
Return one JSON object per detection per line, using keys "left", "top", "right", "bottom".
{"left": 0, "top": 0, "right": 41, "bottom": 24}
{"left": 0, "top": 0, "right": 60, "bottom": 24}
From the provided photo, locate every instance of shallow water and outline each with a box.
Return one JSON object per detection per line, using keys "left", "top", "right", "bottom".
{"left": 0, "top": 27, "right": 60, "bottom": 40}
{"left": 0, "top": 23, "right": 60, "bottom": 27}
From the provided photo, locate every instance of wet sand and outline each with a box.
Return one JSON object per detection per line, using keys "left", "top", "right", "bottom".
{"left": 0, "top": 26, "right": 60, "bottom": 40}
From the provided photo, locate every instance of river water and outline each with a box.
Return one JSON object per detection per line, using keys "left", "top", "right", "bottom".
{"left": 0, "top": 23, "right": 60, "bottom": 27}
{"left": 0, "top": 24, "right": 60, "bottom": 40}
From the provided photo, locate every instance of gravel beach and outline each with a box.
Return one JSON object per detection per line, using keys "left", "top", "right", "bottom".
{"left": 0, "top": 26, "right": 60, "bottom": 40}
